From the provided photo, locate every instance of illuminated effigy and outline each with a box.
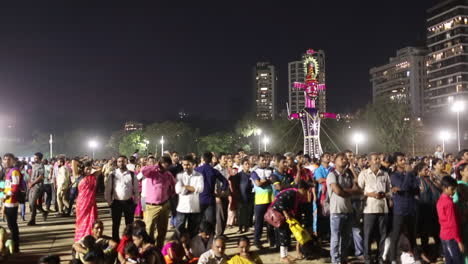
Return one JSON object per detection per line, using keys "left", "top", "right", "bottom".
{"left": 288, "top": 49, "right": 338, "bottom": 157}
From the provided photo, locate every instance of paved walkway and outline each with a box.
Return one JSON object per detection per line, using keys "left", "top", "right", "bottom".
{"left": 6, "top": 197, "right": 333, "bottom": 264}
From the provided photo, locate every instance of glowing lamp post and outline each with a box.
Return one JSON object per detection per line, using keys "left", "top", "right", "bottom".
{"left": 439, "top": 131, "right": 450, "bottom": 153}
{"left": 88, "top": 140, "right": 98, "bottom": 160}
{"left": 160, "top": 136, "right": 165, "bottom": 157}
{"left": 352, "top": 132, "right": 365, "bottom": 155}
{"left": 262, "top": 136, "right": 270, "bottom": 152}
{"left": 255, "top": 128, "right": 262, "bottom": 154}
{"left": 452, "top": 101, "right": 465, "bottom": 151}
{"left": 143, "top": 139, "right": 150, "bottom": 155}
{"left": 49, "top": 134, "right": 53, "bottom": 159}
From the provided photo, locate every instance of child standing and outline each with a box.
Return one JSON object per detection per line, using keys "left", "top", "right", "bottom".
{"left": 437, "top": 176, "right": 464, "bottom": 264}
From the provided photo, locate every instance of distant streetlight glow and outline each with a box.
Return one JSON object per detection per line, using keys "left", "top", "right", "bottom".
{"left": 352, "top": 132, "right": 365, "bottom": 154}
{"left": 262, "top": 136, "right": 270, "bottom": 152}
{"left": 451, "top": 101, "right": 465, "bottom": 151}
{"left": 143, "top": 139, "right": 150, "bottom": 155}
{"left": 88, "top": 140, "right": 98, "bottom": 159}
{"left": 160, "top": 136, "right": 165, "bottom": 156}
{"left": 439, "top": 131, "right": 450, "bottom": 153}
{"left": 255, "top": 128, "right": 262, "bottom": 154}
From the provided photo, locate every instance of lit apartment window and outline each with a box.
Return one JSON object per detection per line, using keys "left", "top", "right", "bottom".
{"left": 260, "top": 73, "right": 268, "bottom": 77}
{"left": 260, "top": 87, "right": 268, "bottom": 91}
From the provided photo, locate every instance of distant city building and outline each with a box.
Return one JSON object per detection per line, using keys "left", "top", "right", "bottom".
{"left": 178, "top": 110, "right": 189, "bottom": 120}
{"left": 124, "top": 121, "right": 143, "bottom": 132}
{"left": 253, "top": 62, "right": 277, "bottom": 120}
{"left": 288, "top": 50, "right": 326, "bottom": 114}
{"left": 370, "top": 47, "right": 427, "bottom": 116}
{"left": 425, "top": 0, "right": 468, "bottom": 114}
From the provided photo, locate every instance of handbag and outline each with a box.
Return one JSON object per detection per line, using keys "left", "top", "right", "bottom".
{"left": 264, "top": 205, "right": 285, "bottom": 228}
{"left": 287, "top": 218, "right": 312, "bottom": 245}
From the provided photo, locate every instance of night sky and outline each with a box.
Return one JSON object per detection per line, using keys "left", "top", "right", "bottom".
{"left": 0, "top": 1, "right": 437, "bottom": 132}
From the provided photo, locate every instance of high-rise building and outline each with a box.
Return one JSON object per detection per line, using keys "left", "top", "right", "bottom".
{"left": 253, "top": 62, "right": 277, "bottom": 120}
{"left": 370, "top": 47, "right": 427, "bottom": 116}
{"left": 288, "top": 50, "right": 326, "bottom": 114}
{"left": 425, "top": 0, "right": 468, "bottom": 114}
{"left": 124, "top": 121, "right": 143, "bottom": 132}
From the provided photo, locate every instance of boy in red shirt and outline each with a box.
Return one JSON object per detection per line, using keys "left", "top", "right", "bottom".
{"left": 437, "top": 176, "right": 464, "bottom": 264}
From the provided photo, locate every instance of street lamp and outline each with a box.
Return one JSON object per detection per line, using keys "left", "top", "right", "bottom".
{"left": 439, "top": 131, "right": 450, "bottom": 153}
{"left": 143, "top": 139, "right": 150, "bottom": 155}
{"left": 49, "top": 134, "right": 53, "bottom": 159}
{"left": 352, "top": 132, "right": 365, "bottom": 155}
{"left": 160, "top": 136, "right": 165, "bottom": 157}
{"left": 88, "top": 140, "right": 98, "bottom": 160}
{"left": 254, "top": 128, "right": 262, "bottom": 154}
{"left": 451, "top": 101, "right": 465, "bottom": 151}
{"left": 262, "top": 136, "right": 270, "bottom": 152}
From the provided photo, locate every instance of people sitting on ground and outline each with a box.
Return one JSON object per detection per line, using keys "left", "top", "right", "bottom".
{"left": 124, "top": 242, "right": 142, "bottom": 264}
{"left": 162, "top": 228, "right": 196, "bottom": 264}
{"left": 189, "top": 221, "right": 214, "bottom": 258}
{"left": 73, "top": 220, "right": 117, "bottom": 264}
{"left": 38, "top": 255, "right": 61, "bottom": 264}
{"left": 227, "top": 236, "right": 263, "bottom": 264}
{"left": 72, "top": 235, "right": 105, "bottom": 264}
{"left": 132, "top": 228, "right": 164, "bottom": 264}
{"left": 118, "top": 221, "right": 147, "bottom": 263}
{"left": 198, "top": 236, "right": 228, "bottom": 264}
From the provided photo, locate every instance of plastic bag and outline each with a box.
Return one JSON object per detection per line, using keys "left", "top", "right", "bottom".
{"left": 287, "top": 218, "right": 312, "bottom": 245}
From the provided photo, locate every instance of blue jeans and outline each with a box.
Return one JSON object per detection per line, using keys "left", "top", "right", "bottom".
{"left": 442, "top": 239, "right": 463, "bottom": 264}
{"left": 254, "top": 204, "right": 275, "bottom": 245}
{"left": 351, "top": 200, "right": 364, "bottom": 256}
{"left": 330, "top": 213, "right": 352, "bottom": 263}
{"left": 312, "top": 201, "right": 317, "bottom": 233}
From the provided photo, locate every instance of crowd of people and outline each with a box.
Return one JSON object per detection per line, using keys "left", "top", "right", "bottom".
{"left": 1, "top": 146, "right": 468, "bottom": 264}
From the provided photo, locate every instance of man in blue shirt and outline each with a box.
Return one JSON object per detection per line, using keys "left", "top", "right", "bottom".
{"left": 389, "top": 152, "right": 420, "bottom": 264}
{"left": 195, "top": 152, "right": 229, "bottom": 227}
{"left": 314, "top": 152, "right": 333, "bottom": 236}
{"left": 271, "top": 155, "right": 293, "bottom": 197}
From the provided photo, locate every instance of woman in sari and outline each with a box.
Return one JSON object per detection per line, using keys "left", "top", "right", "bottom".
{"left": 454, "top": 162, "right": 468, "bottom": 264}
{"left": 228, "top": 236, "right": 262, "bottom": 264}
{"left": 74, "top": 160, "right": 99, "bottom": 242}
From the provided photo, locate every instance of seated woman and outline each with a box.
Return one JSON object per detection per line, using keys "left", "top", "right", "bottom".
{"left": 118, "top": 221, "right": 147, "bottom": 263}
{"left": 228, "top": 236, "right": 262, "bottom": 264}
{"left": 73, "top": 220, "right": 117, "bottom": 264}
{"left": 72, "top": 235, "right": 104, "bottom": 264}
{"left": 162, "top": 228, "right": 196, "bottom": 264}
{"left": 133, "top": 228, "right": 164, "bottom": 264}
{"left": 123, "top": 242, "right": 141, "bottom": 264}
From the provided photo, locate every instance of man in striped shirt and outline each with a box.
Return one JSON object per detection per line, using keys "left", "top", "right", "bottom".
{"left": 3, "top": 153, "right": 22, "bottom": 253}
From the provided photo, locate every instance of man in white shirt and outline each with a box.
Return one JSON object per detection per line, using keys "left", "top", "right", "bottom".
{"left": 56, "top": 158, "right": 70, "bottom": 215}
{"left": 198, "top": 236, "right": 228, "bottom": 264}
{"left": 175, "top": 155, "right": 204, "bottom": 238}
{"left": 213, "top": 153, "right": 230, "bottom": 237}
{"left": 358, "top": 153, "right": 391, "bottom": 264}
{"left": 105, "top": 155, "right": 139, "bottom": 242}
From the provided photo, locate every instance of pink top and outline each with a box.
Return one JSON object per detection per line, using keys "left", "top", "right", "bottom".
{"left": 142, "top": 165, "right": 175, "bottom": 205}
